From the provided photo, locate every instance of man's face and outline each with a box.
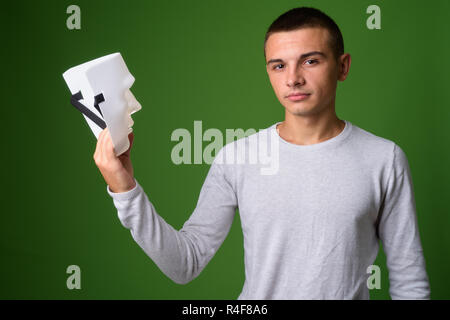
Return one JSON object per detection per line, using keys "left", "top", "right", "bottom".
{"left": 265, "top": 27, "right": 349, "bottom": 117}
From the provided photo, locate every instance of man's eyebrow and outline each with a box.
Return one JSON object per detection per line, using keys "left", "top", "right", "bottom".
{"left": 266, "top": 51, "right": 327, "bottom": 65}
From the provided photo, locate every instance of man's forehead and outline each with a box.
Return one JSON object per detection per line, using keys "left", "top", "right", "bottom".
{"left": 265, "top": 27, "right": 331, "bottom": 58}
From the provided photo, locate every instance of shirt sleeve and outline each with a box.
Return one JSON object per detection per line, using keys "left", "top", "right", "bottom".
{"left": 106, "top": 150, "right": 238, "bottom": 284}
{"left": 377, "top": 143, "right": 431, "bottom": 299}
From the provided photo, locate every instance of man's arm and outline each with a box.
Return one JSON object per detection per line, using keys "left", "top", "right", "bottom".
{"left": 377, "top": 143, "right": 430, "bottom": 299}
{"left": 107, "top": 149, "right": 238, "bottom": 285}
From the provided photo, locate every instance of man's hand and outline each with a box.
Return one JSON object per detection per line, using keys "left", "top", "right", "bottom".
{"left": 93, "top": 128, "right": 136, "bottom": 193}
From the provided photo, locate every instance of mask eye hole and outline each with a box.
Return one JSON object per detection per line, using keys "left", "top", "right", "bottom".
{"left": 94, "top": 93, "right": 105, "bottom": 116}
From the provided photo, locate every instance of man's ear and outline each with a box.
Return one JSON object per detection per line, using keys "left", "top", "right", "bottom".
{"left": 338, "top": 53, "right": 351, "bottom": 81}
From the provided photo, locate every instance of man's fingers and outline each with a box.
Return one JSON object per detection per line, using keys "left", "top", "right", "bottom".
{"left": 99, "top": 127, "right": 106, "bottom": 141}
{"left": 98, "top": 128, "right": 111, "bottom": 163}
{"left": 95, "top": 128, "right": 133, "bottom": 163}
{"left": 102, "top": 128, "right": 117, "bottom": 162}
{"left": 98, "top": 128, "right": 106, "bottom": 156}
{"left": 94, "top": 128, "right": 106, "bottom": 160}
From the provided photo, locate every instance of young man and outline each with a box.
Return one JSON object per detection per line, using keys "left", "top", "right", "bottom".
{"left": 94, "top": 7, "right": 430, "bottom": 299}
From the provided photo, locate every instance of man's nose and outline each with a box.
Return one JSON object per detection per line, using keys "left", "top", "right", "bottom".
{"left": 286, "top": 67, "right": 305, "bottom": 87}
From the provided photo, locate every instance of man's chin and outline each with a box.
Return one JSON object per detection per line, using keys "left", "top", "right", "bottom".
{"left": 284, "top": 104, "right": 319, "bottom": 117}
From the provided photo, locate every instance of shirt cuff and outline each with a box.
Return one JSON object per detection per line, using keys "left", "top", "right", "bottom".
{"left": 106, "top": 178, "right": 141, "bottom": 201}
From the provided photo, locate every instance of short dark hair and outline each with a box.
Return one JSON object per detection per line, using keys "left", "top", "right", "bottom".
{"left": 264, "top": 7, "right": 344, "bottom": 61}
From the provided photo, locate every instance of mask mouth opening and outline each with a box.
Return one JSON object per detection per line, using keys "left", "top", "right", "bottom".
{"left": 127, "top": 115, "right": 134, "bottom": 128}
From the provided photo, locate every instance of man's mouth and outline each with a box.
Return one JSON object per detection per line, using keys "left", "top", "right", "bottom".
{"left": 286, "top": 92, "right": 311, "bottom": 101}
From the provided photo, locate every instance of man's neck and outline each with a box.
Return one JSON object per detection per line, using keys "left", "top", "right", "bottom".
{"left": 276, "top": 113, "right": 345, "bottom": 146}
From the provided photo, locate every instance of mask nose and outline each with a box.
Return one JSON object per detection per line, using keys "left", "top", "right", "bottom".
{"left": 124, "top": 89, "right": 142, "bottom": 114}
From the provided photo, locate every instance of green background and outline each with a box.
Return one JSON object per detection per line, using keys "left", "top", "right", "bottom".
{"left": 1, "top": 0, "right": 449, "bottom": 299}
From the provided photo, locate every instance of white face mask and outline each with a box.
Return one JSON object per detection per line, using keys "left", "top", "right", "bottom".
{"left": 62, "top": 52, "right": 142, "bottom": 156}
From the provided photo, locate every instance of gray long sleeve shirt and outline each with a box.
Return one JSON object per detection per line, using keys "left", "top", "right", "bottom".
{"left": 107, "top": 120, "right": 430, "bottom": 299}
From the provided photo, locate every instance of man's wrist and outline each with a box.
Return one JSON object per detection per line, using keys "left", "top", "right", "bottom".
{"left": 110, "top": 179, "right": 136, "bottom": 193}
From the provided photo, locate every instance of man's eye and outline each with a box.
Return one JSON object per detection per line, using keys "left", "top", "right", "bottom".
{"left": 273, "top": 64, "right": 284, "bottom": 70}
{"left": 305, "top": 59, "right": 318, "bottom": 65}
